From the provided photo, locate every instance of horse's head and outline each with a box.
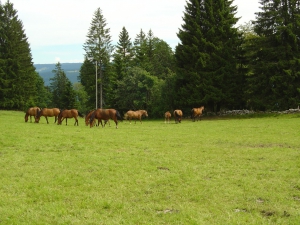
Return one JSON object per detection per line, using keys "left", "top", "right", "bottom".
{"left": 34, "top": 109, "right": 42, "bottom": 123}
{"left": 24, "top": 113, "right": 29, "bottom": 122}
{"left": 57, "top": 110, "right": 64, "bottom": 125}
{"left": 143, "top": 110, "right": 148, "bottom": 117}
{"left": 89, "top": 111, "right": 96, "bottom": 128}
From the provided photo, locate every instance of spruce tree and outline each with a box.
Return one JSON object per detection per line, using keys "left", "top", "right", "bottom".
{"left": 49, "top": 62, "right": 76, "bottom": 109}
{"left": 78, "top": 57, "right": 96, "bottom": 109}
{"left": 249, "top": 0, "right": 300, "bottom": 110}
{"left": 83, "top": 7, "right": 113, "bottom": 109}
{"left": 133, "top": 29, "right": 147, "bottom": 68}
{"left": 113, "top": 26, "right": 133, "bottom": 80}
{"left": 0, "top": 1, "right": 38, "bottom": 110}
{"left": 174, "top": 0, "right": 242, "bottom": 112}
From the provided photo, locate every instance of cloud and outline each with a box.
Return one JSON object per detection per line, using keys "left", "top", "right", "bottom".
{"left": 10, "top": 0, "right": 260, "bottom": 63}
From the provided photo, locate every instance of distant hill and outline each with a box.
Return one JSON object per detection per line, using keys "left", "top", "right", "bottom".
{"left": 34, "top": 63, "right": 82, "bottom": 86}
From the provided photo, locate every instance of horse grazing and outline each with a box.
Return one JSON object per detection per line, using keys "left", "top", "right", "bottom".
{"left": 174, "top": 109, "right": 183, "bottom": 124}
{"left": 89, "top": 108, "right": 122, "bottom": 128}
{"left": 25, "top": 107, "right": 40, "bottom": 122}
{"left": 191, "top": 106, "right": 204, "bottom": 122}
{"left": 164, "top": 111, "right": 171, "bottom": 124}
{"left": 85, "top": 109, "right": 110, "bottom": 127}
{"left": 124, "top": 110, "right": 148, "bottom": 124}
{"left": 35, "top": 108, "right": 60, "bottom": 124}
{"left": 57, "top": 109, "right": 84, "bottom": 126}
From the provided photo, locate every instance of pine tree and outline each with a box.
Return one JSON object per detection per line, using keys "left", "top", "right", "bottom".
{"left": 249, "top": 0, "right": 300, "bottom": 110}
{"left": 174, "top": 0, "right": 242, "bottom": 112}
{"left": 133, "top": 29, "right": 147, "bottom": 68}
{"left": 49, "top": 62, "right": 75, "bottom": 109}
{"left": 83, "top": 7, "right": 113, "bottom": 109}
{"left": 113, "top": 26, "right": 133, "bottom": 80}
{"left": 0, "top": 1, "right": 38, "bottom": 110}
{"left": 78, "top": 57, "right": 96, "bottom": 109}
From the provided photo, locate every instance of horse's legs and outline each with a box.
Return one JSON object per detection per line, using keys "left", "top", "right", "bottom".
{"left": 74, "top": 117, "right": 78, "bottom": 126}
{"left": 113, "top": 118, "right": 118, "bottom": 129}
{"left": 60, "top": 117, "right": 65, "bottom": 125}
{"left": 45, "top": 116, "right": 49, "bottom": 124}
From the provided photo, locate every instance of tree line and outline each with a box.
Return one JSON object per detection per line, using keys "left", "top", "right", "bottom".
{"left": 1, "top": 0, "right": 300, "bottom": 117}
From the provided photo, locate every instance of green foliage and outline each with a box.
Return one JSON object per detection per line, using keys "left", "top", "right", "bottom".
{"left": 174, "top": 0, "right": 243, "bottom": 112}
{"left": 83, "top": 7, "right": 113, "bottom": 109}
{"left": 49, "top": 62, "right": 76, "bottom": 109}
{"left": 114, "top": 67, "right": 155, "bottom": 112}
{"left": 248, "top": 0, "right": 300, "bottom": 110}
{"left": 1, "top": 110, "right": 300, "bottom": 224}
{"left": 0, "top": 1, "right": 40, "bottom": 110}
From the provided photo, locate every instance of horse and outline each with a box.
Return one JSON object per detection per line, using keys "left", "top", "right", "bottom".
{"left": 89, "top": 108, "right": 122, "bottom": 128}
{"left": 124, "top": 110, "right": 148, "bottom": 124}
{"left": 191, "top": 106, "right": 205, "bottom": 122}
{"left": 25, "top": 106, "right": 40, "bottom": 122}
{"left": 85, "top": 109, "right": 110, "bottom": 127}
{"left": 164, "top": 111, "right": 171, "bottom": 124}
{"left": 35, "top": 108, "right": 60, "bottom": 124}
{"left": 57, "top": 109, "right": 84, "bottom": 126}
{"left": 174, "top": 109, "right": 183, "bottom": 124}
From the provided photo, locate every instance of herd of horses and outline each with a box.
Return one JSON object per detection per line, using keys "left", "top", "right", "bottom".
{"left": 25, "top": 106, "right": 205, "bottom": 127}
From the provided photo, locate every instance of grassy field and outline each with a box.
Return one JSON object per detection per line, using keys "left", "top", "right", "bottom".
{"left": 0, "top": 110, "right": 299, "bottom": 224}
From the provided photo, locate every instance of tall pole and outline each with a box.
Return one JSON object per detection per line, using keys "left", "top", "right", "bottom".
{"left": 100, "top": 63, "right": 103, "bottom": 109}
{"left": 95, "top": 61, "right": 97, "bottom": 109}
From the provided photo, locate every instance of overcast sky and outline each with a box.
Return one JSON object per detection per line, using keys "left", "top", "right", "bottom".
{"left": 8, "top": 0, "right": 260, "bottom": 64}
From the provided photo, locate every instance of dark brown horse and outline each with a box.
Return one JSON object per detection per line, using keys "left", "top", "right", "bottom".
{"left": 124, "top": 110, "right": 148, "bottom": 124}
{"left": 164, "top": 111, "right": 171, "bottom": 124}
{"left": 89, "top": 108, "right": 122, "bottom": 128}
{"left": 191, "top": 106, "right": 204, "bottom": 122}
{"left": 57, "top": 109, "right": 84, "bottom": 126}
{"left": 25, "top": 106, "right": 40, "bottom": 122}
{"left": 174, "top": 109, "right": 183, "bottom": 124}
{"left": 35, "top": 108, "right": 60, "bottom": 124}
{"left": 85, "top": 109, "right": 110, "bottom": 127}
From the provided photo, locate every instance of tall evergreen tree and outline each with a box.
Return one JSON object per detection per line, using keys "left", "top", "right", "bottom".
{"left": 83, "top": 7, "right": 113, "bottom": 109}
{"left": 248, "top": 0, "right": 300, "bottom": 110}
{"left": 49, "top": 62, "right": 75, "bottom": 109}
{"left": 174, "top": 0, "right": 242, "bottom": 112}
{"left": 133, "top": 29, "right": 147, "bottom": 68}
{"left": 113, "top": 26, "right": 133, "bottom": 80}
{"left": 0, "top": 1, "right": 38, "bottom": 110}
{"left": 78, "top": 57, "right": 96, "bottom": 109}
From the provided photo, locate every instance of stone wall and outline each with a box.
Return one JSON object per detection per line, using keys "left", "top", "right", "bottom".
{"left": 217, "top": 108, "right": 300, "bottom": 116}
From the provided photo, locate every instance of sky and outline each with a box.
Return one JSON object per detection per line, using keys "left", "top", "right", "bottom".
{"left": 7, "top": 0, "right": 260, "bottom": 64}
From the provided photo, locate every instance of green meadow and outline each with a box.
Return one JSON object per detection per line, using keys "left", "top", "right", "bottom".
{"left": 0, "top": 110, "right": 299, "bottom": 224}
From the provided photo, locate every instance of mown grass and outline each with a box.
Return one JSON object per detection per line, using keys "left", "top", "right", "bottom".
{"left": 0, "top": 110, "right": 299, "bottom": 224}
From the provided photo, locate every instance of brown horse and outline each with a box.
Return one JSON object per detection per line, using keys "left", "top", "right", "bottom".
{"left": 25, "top": 106, "right": 40, "bottom": 122}
{"left": 191, "top": 106, "right": 204, "bottom": 122}
{"left": 35, "top": 108, "right": 60, "bottom": 124}
{"left": 89, "top": 108, "right": 122, "bottom": 128}
{"left": 164, "top": 111, "right": 171, "bottom": 124}
{"left": 57, "top": 109, "right": 84, "bottom": 126}
{"left": 124, "top": 110, "right": 148, "bottom": 124}
{"left": 174, "top": 109, "right": 183, "bottom": 124}
{"left": 85, "top": 109, "right": 110, "bottom": 127}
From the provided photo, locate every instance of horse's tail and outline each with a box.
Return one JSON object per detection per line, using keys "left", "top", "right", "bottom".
{"left": 78, "top": 111, "right": 84, "bottom": 118}
{"left": 116, "top": 110, "right": 123, "bottom": 121}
